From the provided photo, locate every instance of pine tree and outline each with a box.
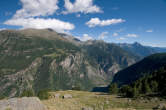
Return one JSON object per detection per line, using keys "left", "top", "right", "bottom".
{"left": 150, "top": 81, "right": 158, "bottom": 92}
{"left": 143, "top": 80, "right": 151, "bottom": 94}
{"left": 132, "top": 86, "right": 139, "bottom": 98}
{"left": 109, "top": 83, "right": 119, "bottom": 94}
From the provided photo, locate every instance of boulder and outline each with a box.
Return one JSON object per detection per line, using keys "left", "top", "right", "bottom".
{"left": 154, "top": 103, "right": 166, "bottom": 110}
{"left": 62, "top": 94, "right": 72, "bottom": 99}
{"left": 0, "top": 97, "right": 47, "bottom": 110}
{"left": 51, "top": 93, "right": 60, "bottom": 98}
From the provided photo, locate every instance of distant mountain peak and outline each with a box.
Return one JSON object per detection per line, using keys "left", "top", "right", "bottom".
{"left": 133, "top": 42, "right": 142, "bottom": 46}
{"left": 46, "top": 28, "right": 54, "bottom": 32}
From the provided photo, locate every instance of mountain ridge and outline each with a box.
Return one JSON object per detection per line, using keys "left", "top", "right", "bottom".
{"left": 0, "top": 28, "right": 166, "bottom": 97}
{"left": 0, "top": 29, "right": 137, "bottom": 97}
{"left": 112, "top": 53, "right": 166, "bottom": 86}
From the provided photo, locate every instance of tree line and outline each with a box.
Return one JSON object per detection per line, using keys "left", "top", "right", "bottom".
{"left": 109, "top": 66, "right": 166, "bottom": 98}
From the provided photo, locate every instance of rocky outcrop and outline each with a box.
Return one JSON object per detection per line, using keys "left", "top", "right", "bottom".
{"left": 48, "top": 52, "right": 108, "bottom": 90}
{"left": 0, "top": 58, "right": 42, "bottom": 97}
{"left": 0, "top": 97, "right": 47, "bottom": 110}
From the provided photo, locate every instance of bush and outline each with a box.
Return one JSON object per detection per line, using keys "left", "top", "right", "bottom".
{"left": 5, "top": 108, "right": 12, "bottom": 110}
{"left": 120, "top": 85, "right": 139, "bottom": 98}
{"left": 37, "top": 90, "right": 49, "bottom": 100}
{"left": 72, "top": 86, "right": 81, "bottom": 91}
{"left": 109, "top": 83, "right": 119, "bottom": 94}
{"left": 0, "top": 95, "right": 6, "bottom": 100}
{"left": 20, "top": 89, "right": 35, "bottom": 97}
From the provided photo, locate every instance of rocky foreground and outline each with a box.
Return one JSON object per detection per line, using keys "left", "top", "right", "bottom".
{"left": 0, "top": 97, "right": 47, "bottom": 110}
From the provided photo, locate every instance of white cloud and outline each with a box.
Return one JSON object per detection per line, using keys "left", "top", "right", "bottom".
{"left": 126, "top": 34, "right": 138, "bottom": 38}
{"left": 113, "top": 32, "right": 118, "bottom": 37}
{"left": 63, "top": 0, "right": 102, "bottom": 14}
{"left": 4, "top": 0, "right": 76, "bottom": 33}
{"left": 146, "top": 29, "right": 153, "bottom": 33}
{"left": 78, "top": 34, "right": 93, "bottom": 41}
{"left": 4, "top": 18, "right": 75, "bottom": 33}
{"left": 118, "top": 37, "right": 126, "bottom": 40}
{"left": 14, "top": 0, "right": 59, "bottom": 18}
{"left": 98, "top": 32, "right": 108, "bottom": 40}
{"left": 0, "top": 28, "right": 6, "bottom": 31}
{"left": 86, "top": 18, "right": 125, "bottom": 28}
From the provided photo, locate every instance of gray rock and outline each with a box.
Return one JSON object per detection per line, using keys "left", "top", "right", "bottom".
{"left": 155, "top": 103, "right": 166, "bottom": 110}
{"left": 0, "top": 97, "right": 47, "bottom": 110}
{"left": 54, "top": 93, "right": 60, "bottom": 98}
{"left": 62, "top": 94, "right": 72, "bottom": 99}
{"left": 128, "top": 99, "right": 132, "bottom": 103}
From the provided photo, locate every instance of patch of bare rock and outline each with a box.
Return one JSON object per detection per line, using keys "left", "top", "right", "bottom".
{"left": 0, "top": 97, "right": 47, "bottom": 110}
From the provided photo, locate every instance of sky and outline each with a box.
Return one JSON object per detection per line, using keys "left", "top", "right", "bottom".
{"left": 0, "top": 0, "right": 166, "bottom": 47}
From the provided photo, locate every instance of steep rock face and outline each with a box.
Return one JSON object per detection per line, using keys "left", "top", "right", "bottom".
{"left": 0, "top": 97, "right": 47, "bottom": 110}
{"left": 44, "top": 52, "right": 107, "bottom": 91}
{"left": 60, "top": 53, "right": 106, "bottom": 85}
{"left": 82, "top": 40, "right": 138, "bottom": 80}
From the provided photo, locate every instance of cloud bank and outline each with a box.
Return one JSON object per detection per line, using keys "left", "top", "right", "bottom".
{"left": 77, "top": 34, "right": 93, "bottom": 41}
{"left": 126, "top": 34, "right": 138, "bottom": 38}
{"left": 4, "top": 0, "right": 76, "bottom": 32}
{"left": 113, "top": 32, "right": 118, "bottom": 37}
{"left": 86, "top": 18, "right": 125, "bottom": 27}
{"left": 63, "top": 0, "right": 102, "bottom": 14}
{"left": 4, "top": 18, "right": 75, "bottom": 33}
{"left": 14, "top": 0, "right": 59, "bottom": 18}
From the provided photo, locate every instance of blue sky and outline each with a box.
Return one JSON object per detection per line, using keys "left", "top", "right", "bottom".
{"left": 0, "top": 0, "right": 166, "bottom": 47}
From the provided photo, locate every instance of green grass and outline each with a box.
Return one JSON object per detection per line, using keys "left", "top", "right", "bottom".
{"left": 42, "top": 90, "right": 166, "bottom": 110}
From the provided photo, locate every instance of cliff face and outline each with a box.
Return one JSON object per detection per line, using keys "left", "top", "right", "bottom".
{"left": 82, "top": 40, "right": 138, "bottom": 80}
{"left": 0, "top": 29, "right": 138, "bottom": 97}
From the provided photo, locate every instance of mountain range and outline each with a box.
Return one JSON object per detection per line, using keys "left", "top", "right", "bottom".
{"left": 0, "top": 29, "right": 166, "bottom": 97}
{"left": 118, "top": 42, "right": 166, "bottom": 58}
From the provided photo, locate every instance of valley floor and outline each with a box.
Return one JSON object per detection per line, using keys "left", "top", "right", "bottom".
{"left": 42, "top": 91, "right": 166, "bottom": 110}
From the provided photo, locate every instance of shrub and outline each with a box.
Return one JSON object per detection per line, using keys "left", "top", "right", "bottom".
{"left": 72, "top": 86, "right": 81, "bottom": 91}
{"left": 0, "top": 95, "right": 6, "bottom": 100}
{"left": 20, "top": 89, "right": 35, "bottom": 97}
{"left": 5, "top": 108, "right": 12, "bottom": 110}
{"left": 37, "top": 90, "right": 49, "bottom": 100}
{"left": 120, "top": 85, "right": 139, "bottom": 98}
